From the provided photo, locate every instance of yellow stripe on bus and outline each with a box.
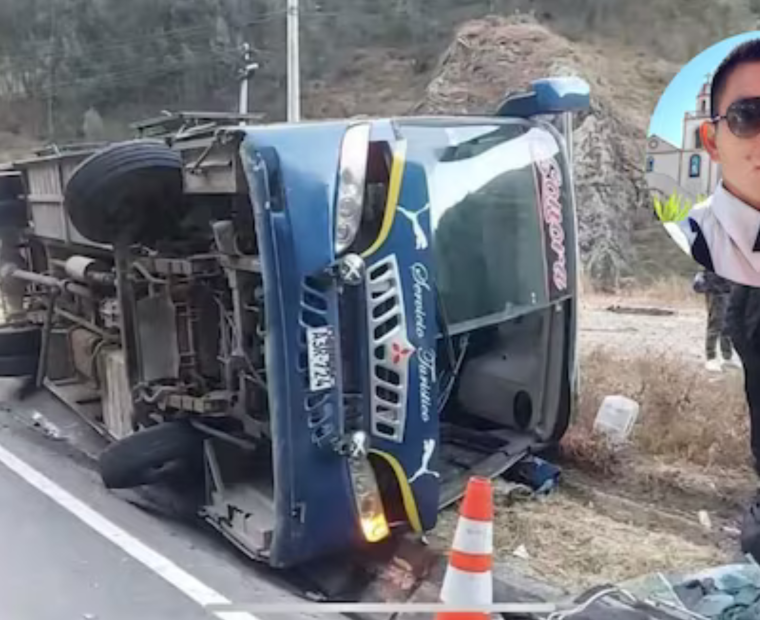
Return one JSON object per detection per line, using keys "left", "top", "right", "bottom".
{"left": 369, "top": 448, "right": 423, "bottom": 533}
{"left": 361, "top": 140, "right": 408, "bottom": 258}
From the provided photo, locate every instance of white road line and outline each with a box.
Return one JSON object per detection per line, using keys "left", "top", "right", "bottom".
{"left": 0, "top": 442, "right": 262, "bottom": 620}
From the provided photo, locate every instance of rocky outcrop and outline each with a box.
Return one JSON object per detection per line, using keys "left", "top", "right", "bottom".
{"left": 415, "top": 15, "right": 680, "bottom": 289}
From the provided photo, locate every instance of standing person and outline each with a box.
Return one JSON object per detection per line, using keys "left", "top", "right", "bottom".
{"left": 693, "top": 268, "right": 738, "bottom": 371}
{"left": 726, "top": 284, "right": 760, "bottom": 477}
{"left": 671, "top": 37, "right": 760, "bottom": 286}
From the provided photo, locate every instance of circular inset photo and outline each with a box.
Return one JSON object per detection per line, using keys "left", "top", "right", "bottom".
{"left": 646, "top": 31, "right": 760, "bottom": 287}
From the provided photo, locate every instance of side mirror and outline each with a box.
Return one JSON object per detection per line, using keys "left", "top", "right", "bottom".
{"left": 496, "top": 76, "right": 591, "bottom": 118}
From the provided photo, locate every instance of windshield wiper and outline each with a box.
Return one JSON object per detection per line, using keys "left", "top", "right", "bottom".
{"left": 434, "top": 284, "right": 457, "bottom": 371}
{"left": 433, "top": 284, "right": 469, "bottom": 413}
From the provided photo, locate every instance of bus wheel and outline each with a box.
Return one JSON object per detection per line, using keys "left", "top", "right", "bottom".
{"left": 98, "top": 421, "right": 204, "bottom": 489}
{"left": 64, "top": 140, "right": 185, "bottom": 246}
{"left": 0, "top": 173, "right": 27, "bottom": 229}
{"left": 0, "top": 324, "right": 41, "bottom": 377}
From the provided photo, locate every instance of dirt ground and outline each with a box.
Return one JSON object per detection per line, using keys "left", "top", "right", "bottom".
{"left": 436, "top": 291, "right": 757, "bottom": 594}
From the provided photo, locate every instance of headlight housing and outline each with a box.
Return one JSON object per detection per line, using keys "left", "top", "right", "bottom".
{"left": 348, "top": 451, "right": 390, "bottom": 543}
{"left": 334, "top": 123, "right": 371, "bottom": 255}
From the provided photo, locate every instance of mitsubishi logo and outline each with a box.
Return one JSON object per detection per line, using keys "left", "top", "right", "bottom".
{"left": 391, "top": 341, "right": 414, "bottom": 365}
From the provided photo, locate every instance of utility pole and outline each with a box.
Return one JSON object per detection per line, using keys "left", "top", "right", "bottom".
{"left": 286, "top": 0, "right": 301, "bottom": 122}
{"left": 238, "top": 43, "right": 259, "bottom": 116}
{"left": 47, "top": 0, "right": 58, "bottom": 140}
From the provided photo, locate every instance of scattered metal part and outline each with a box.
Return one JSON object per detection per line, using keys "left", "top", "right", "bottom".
{"left": 512, "top": 545, "right": 531, "bottom": 560}
{"left": 31, "top": 411, "right": 63, "bottom": 440}
{"left": 547, "top": 585, "right": 638, "bottom": 620}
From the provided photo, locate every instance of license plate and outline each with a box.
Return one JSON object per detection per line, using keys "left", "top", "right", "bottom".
{"left": 306, "top": 326, "right": 336, "bottom": 392}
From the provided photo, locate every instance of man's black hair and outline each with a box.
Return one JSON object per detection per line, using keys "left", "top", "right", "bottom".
{"left": 710, "top": 38, "right": 760, "bottom": 117}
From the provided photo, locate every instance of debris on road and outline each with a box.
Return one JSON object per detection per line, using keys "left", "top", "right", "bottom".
{"left": 593, "top": 395, "right": 640, "bottom": 444}
{"left": 605, "top": 304, "right": 677, "bottom": 317}
{"left": 624, "top": 561, "right": 760, "bottom": 620}
{"left": 513, "top": 545, "right": 531, "bottom": 560}
{"left": 31, "top": 411, "right": 63, "bottom": 440}
{"left": 493, "top": 479, "right": 534, "bottom": 503}
{"left": 508, "top": 456, "right": 562, "bottom": 496}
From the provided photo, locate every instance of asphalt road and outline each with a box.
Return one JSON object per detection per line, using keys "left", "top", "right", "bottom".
{"left": 0, "top": 379, "right": 328, "bottom": 620}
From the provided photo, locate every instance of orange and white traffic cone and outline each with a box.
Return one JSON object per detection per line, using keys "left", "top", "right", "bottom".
{"left": 436, "top": 476, "right": 494, "bottom": 620}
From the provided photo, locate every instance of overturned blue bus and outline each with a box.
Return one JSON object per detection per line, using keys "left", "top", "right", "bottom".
{"left": 0, "top": 77, "right": 589, "bottom": 568}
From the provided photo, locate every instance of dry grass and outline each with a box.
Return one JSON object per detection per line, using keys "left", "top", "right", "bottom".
{"left": 560, "top": 427, "right": 621, "bottom": 476}
{"left": 436, "top": 492, "right": 731, "bottom": 592}
{"left": 566, "top": 346, "right": 751, "bottom": 471}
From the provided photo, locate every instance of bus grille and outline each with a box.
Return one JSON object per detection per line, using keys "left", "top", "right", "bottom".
{"left": 365, "top": 255, "right": 411, "bottom": 443}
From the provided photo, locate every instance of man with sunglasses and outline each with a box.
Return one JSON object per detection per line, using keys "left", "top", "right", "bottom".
{"left": 688, "top": 39, "right": 760, "bottom": 559}
{"left": 673, "top": 38, "right": 760, "bottom": 286}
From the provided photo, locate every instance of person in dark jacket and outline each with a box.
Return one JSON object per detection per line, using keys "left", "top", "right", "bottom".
{"left": 694, "top": 268, "right": 738, "bottom": 371}
{"left": 726, "top": 284, "right": 760, "bottom": 475}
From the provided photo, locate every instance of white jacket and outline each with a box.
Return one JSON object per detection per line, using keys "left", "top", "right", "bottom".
{"left": 667, "top": 181, "right": 760, "bottom": 286}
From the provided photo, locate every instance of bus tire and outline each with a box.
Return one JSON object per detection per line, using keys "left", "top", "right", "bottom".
{"left": 98, "top": 421, "right": 204, "bottom": 489}
{"left": 64, "top": 140, "right": 185, "bottom": 246}
{"left": 0, "top": 354, "right": 38, "bottom": 377}
{"left": 0, "top": 323, "right": 41, "bottom": 357}
{"left": 0, "top": 324, "right": 41, "bottom": 378}
{"left": 0, "top": 173, "right": 26, "bottom": 229}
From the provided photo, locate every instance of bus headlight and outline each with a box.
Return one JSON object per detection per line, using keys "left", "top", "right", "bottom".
{"left": 334, "top": 123, "right": 371, "bottom": 255}
{"left": 348, "top": 453, "right": 390, "bottom": 543}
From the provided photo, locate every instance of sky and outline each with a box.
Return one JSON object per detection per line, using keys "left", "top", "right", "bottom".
{"left": 648, "top": 31, "right": 760, "bottom": 147}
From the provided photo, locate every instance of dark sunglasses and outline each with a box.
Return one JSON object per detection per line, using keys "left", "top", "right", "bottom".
{"left": 712, "top": 97, "right": 760, "bottom": 138}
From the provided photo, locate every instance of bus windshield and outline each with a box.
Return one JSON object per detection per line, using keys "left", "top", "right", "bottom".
{"left": 402, "top": 120, "right": 566, "bottom": 335}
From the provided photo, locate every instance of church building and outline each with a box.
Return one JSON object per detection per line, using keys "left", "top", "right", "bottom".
{"left": 646, "top": 75, "right": 721, "bottom": 203}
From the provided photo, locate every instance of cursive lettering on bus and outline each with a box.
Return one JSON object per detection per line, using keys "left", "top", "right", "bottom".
{"left": 536, "top": 156, "right": 568, "bottom": 291}
{"left": 417, "top": 347, "right": 435, "bottom": 423}
{"left": 411, "top": 263, "right": 429, "bottom": 340}
{"left": 410, "top": 262, "right": 435, "bottom": 423}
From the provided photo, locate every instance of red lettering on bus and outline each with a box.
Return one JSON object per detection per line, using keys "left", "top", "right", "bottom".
{"left": 536, "top": 156, "right": 568, "bottom": 292}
